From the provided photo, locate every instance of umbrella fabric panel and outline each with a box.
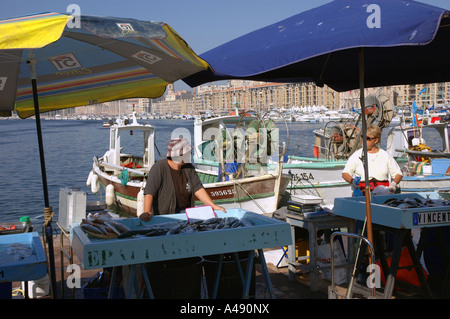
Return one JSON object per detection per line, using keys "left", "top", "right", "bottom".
{"left": 15, "top": 77, "right": 167, "bottom": 118}
{"left": 0, "top": 12, "right": 210, "bottom": 118}
{"left": 184, "top": 0, "right": 450, "bottom": 89}
{"left": 0, "top": 12, "right": 70, "bottom": 49}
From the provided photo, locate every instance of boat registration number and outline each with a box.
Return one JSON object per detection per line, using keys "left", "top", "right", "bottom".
{"left": 210, "top": 189, "right": 236, "bottom": 197}
{"left": 413, "top": 211, "right": 450, "bottom": 226}
{"left": 291, "top": 173, "right": 315, "bottom": 182}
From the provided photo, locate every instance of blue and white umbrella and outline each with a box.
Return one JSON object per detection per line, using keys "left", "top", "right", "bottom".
{"left": 184, "top": 0, "right": 450, "bottom": 272}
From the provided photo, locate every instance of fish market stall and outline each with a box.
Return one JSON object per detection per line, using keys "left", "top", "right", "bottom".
{"left": 334, "top": 192, "right": 450, "bottom": 298}
{"left": 0, "top": 232, "right": 47, "bottom": 283}
{"left": 70, "top": 208, "right": 291, "bottom": 299}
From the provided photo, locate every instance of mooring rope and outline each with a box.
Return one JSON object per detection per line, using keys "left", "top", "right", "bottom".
{"left": 43, "top": 206, "right": 54, "bottom": 228}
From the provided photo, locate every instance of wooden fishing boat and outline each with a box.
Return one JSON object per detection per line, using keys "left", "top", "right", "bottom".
{"left": 88, "top": 112, "right": 289, "bottom": 216}
{"left": 386, "top": 121, "right": 450, "bottom": 192}
{"left": 193, "top": 112, "right": 290, "bottom": 214}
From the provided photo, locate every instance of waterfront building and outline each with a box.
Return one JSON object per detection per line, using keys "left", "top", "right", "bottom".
{"left": 43, "top": 81, "right": 450, "bottom": 118}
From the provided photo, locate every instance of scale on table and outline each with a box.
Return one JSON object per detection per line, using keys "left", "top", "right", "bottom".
{"left": 287, "top": 195, "right": 325, "bottom": 217}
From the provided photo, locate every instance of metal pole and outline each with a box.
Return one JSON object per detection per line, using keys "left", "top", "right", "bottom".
{"left": 29, "top": 55, "right": 58, "bottom": 298}
{"left": 358, "top": 48, "right": 374, "bottom": 250}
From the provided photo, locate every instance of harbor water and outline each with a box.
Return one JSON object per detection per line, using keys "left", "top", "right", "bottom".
{"left": 0, "top": 118, "right": 440, "bottom": 225}
{"left": 0, "top": 119, "right": 315, "bottom": 223}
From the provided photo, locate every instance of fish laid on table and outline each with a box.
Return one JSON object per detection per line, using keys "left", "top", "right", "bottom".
{"left": 383, "top": 197, "right": 450, "bottom": 209}
{"left": 117, "top": 216, "right": 255, "bottom": 239}
{"left": 5, "top": 243, "right": 33, "bottom": 262}
{"left": 80, "top": 212, "right": 131, "bottom": 239}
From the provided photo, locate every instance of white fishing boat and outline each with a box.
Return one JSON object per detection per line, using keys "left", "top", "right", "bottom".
{"left": 88, "top": 112, "right": 289, "bottom": 216}
{"left": 281, "top": 156, "right": 351, "bottom": 206}
{"left": 386, "top": 121, "right": 450, "bottom": 192}
{"left": 88, "top": 112, "right": 156, "bottom": 216}
{"left": 294, "top": 113, "right": 319, "bottom": 123}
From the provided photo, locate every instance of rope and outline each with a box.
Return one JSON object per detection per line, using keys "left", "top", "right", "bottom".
{"left": 41, "top": 206, "right": 55, "bottom": 299}
{"left": 231, "top": 179, "right": 267, "bottom": 215}
{"left": 43, "top": 206, "right": 54, "bottom": 228}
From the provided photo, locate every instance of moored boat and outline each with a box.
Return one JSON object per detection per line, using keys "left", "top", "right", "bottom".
{"left": 193, "top": 112, "right": 291, "bottom": 214}
{"left": 89, "top": 111, "right": 290, "bottom": 215}
{"left": 386, "top": 121, "right": 450, "bottom": 192}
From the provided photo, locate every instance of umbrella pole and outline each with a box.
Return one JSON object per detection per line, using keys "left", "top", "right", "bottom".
{"left": 29, "top": 57, "right": 58, "bottom": 298}
{"left": 358, "top": 49, "right": 376, "bottom": 298}
{"left": 358, "top": 48, "right": 373, "bottom": 249}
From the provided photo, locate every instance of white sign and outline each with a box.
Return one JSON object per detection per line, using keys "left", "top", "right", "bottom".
{"left": 413, "top": 211, "right": 450, "bottom": 226}
{"left": 185, "top": 205, "right": 216, "bottom": 223}
{"left": 49, "top": 53, "right": 82, "bottom": 71}
{"left": 116, "top": 23, "right": 134, "bottom": 32}
{"left": 132, "top": 50, "right": 162, "bottom": 65}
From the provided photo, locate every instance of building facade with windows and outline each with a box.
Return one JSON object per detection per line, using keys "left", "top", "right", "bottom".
{"left": 49, "top": 81, "right": 450, "bottom": 118}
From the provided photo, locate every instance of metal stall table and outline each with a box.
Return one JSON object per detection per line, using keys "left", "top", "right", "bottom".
{"left": 71, "top": 209, "right": 291, "bottom": 299}
{"left": 0, "top": 232, "right": 48, "bottom": 286}
{"left": 285, "top": 212, "right": 356, "bottom": 292}
{"left": 334, "top": 192, "right": 450, "bottom": 298}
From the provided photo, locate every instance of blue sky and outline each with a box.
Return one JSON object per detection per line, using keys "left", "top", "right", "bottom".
{"left": 2, "top": 0, "right": 450, "bottom": 90}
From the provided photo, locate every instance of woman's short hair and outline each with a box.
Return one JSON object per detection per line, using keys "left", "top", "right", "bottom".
{"left": 367, "top": 124, "right": 381, "bottom": 139}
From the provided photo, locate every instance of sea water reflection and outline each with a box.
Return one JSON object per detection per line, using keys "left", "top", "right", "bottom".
{"left": 0, "top": 118, "right": 437, "bottom": 223}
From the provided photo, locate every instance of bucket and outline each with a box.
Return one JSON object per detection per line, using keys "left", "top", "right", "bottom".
{"left": 22, "top": 274, "right": 49, "bottom": 298}
{"left": 203, "top": 252, "right": 255, "bottom": 299}
{"left": 284, "top": 239, "right": 310, "bottom": 265}
{"left": 145, "top": 257, "right": 203, "bottom": 299}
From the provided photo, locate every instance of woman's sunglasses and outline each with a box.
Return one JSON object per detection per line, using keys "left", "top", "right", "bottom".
{"left": 366, "top": 136, "right": 377, "bottom": 141}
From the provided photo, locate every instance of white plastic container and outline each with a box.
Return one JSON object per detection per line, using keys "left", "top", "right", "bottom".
{"left": 22, "top": 274, "right": 49, "bottom": 298}
{"left": 58, "top": 187, "right": 87, "bottom": 231}
{"left": 290, "top": 194, "right": 324, "bottom": 205}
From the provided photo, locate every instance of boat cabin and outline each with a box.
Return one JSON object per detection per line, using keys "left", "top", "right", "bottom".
{"left": 386, "top": 122, "right": 450, "bottom": 159}
{"left": 102, "top": 112, "right": 155, "bottom": 172}
{"left": 386, "top": 122, "right": 450, "bottom": 176}
{"left": 193, "top": 114, "right": 280, "bottom": 181}
{"left": 193, "top": 114, "right": 279, "bottom": 166}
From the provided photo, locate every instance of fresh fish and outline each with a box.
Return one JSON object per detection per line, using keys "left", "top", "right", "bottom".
{"left": 80, "top": 216, "right": 130, "bottom": 238}
{"left": 202, "top": 217, "right": 223, "bottom": 225}
{"left": 103, "top": 221, "right": 122, "bottom": 236}
{"left": 238, "top": 218, "right": 254, "bottom": 227}
{"left": 92, "top": 214, "right": 131, "bottom": 233}
{"left": 383, "top": 196, "right": 450, "bottom": 209}
{"left": 229, "top": 217, "right": 241, "bottom": 228}
{"left": 81, "top": 223, "right": 104, "bottom": 234}
{"left": 178, "top": 224, "right": 196, "bottom": 234}
{"left": 96, "top": 216, "right": 257, "bottom": 239}
{"left": 145, "top": 227, "right": 173, "bottom": 237}
{"left": 6, "top": 243, "right": 33, "bottom": 261}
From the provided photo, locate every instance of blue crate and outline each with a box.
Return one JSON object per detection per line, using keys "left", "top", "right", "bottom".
{"left": 0, "top": 232, "right": 47, "bottom": 282}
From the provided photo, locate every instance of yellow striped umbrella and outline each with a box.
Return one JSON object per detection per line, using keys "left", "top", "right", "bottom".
{"left": 0, "top": 12, "right": 209, "bottom": 118}
{"left": 0, "top": 12, "right": 209, "bottom": 298}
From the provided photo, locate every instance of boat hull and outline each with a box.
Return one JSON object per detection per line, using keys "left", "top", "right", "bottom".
{"left": 197, "top": 171, "right": 290, "bottom": 214}
{"left": 400, "top": 175, "right": 450, "bottom": 192}
{"left": 94, "top": 163, "right": 290, "bottom": 216}
{"left": 282, "top": 157, "right": 351, "bottom": 206}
